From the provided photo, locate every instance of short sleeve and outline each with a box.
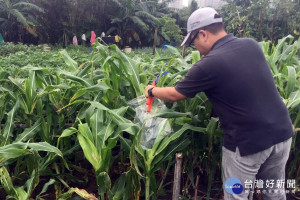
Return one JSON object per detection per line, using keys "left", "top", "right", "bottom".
{"left": 175, "top": 62, "right": 217, "bottom": 98}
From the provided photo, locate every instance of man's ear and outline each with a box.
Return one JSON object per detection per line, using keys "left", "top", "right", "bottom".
{"left": 200, "top": 30, "right": 208, "bottom": 40}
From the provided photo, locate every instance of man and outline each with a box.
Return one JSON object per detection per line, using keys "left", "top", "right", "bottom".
{"left": 144, "top": 7, "right": 294, "bottom": 200}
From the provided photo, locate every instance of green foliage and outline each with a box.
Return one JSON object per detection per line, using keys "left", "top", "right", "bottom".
{"left": 0, "top": 36, "right": 299, "bottom": 199}
{"left": 259, "top": 36, "right": 300, "bottom": 182}
{"left": 106, "top": 0, "right": 161, "bottom": 47}
{"left": 157, "top": 15, "right": 182, "bottom": 44}
{"left": 0, "top": 0, "right": 44, "bottom": 41}
{"left": 0, "top": 0, "right": 174, "bottom": 46}
{"left": 221, "top": 0, "right": 300, "bottom": 41}
{"left": 0, "top": 42, "right": 42, "bottom": 56}
{"left": 0, "top": 43, "right": 89, "bottom": 77}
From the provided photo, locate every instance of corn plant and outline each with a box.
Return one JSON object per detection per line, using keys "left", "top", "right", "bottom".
{"left": 0, "top": 142, "right": 62, "bottom": 199}
{"left": 0, "top": 36, "right": 299, "bottom": 199}
{"left": 131, "top": 119, "right": 206, "bottom": 200}
{"left": 260, "top": 35, "right": 300, "bottom": 181}
{"left": 58, "top": 101, "right": 139, "bottom": 199}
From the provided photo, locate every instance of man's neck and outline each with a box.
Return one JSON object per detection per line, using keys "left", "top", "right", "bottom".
{"left": 209, "top": 31, "right": 228, "bottom": 49}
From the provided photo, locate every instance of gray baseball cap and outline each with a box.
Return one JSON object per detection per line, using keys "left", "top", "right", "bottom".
{"left": 181, "top": 7, "right": 223, "bottom": 46}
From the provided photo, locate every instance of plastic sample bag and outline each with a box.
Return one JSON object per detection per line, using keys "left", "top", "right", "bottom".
{"left": 128, "top": 96, "right": 171, "bottom": 149}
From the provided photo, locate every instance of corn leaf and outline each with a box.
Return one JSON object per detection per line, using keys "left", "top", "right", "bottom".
{"left": 191, "top": 50, "right": 200, "bottom": 64}
{"left": 60, "top": 127, "right": 78, "bottom": 138}
{"left": 78, "top": 123, "right": 101, "bottom": 170}
{"left": 154, "top": 124, "right": 206, "bottom": 158}
{"left": 149, "top": 108, "right": 191, "bottom": 118}
{"left": 2, "top": 100, "right": 20, "bottom": 145}
{"left": 116, "top": 122, "right": 139, "bottom": 135}
{"left": 15, "top": 119, "right": 42, "bottom": 142}
{"left": 25, "top": 170, "right": 39, "bottom": 197}
{"left": 59, "top": 50, "right": 78, "bottom": 72}
{"left": 28, "top": 142, "right": 63, "bottom": 157}
{"left": 78, "top": 120, "right": 95, "bottom": 144}
{"left": 109, "top": 174, "right": 126, "bottom": 200}
{"left": 24, "top": 71, "right": 36, "bottom": 112}
{"left": 0, "top": 167, "right": 16, "bottom": 195}
{"left": 91, "top": 110, "right": 105, "bottom": 149}
{"left": 35, "top": 179, "right": 55, "bottom": 200}
{"left": 57, "top": 187, "right": 97, "bottom": 200}
{"left": 207, "top": 117, "right": 219, "bottom": 136}
{"left": 69, "top": 82, "right": 109, "bottom": 103}
{"left": 287, "top": 90, "right": 300, "bottom": 109}
{"left": 165, "top": 45, "right": 181, "bottom": 57}
{"left": 58, "top": 70, "right": 92, "bottom": 87}
{"left": 21, "top": 65, "right": 52, "bottom": 74}
{"left": 0, "top": 85, "right": 17, "bottom": 100}
{"left": 95, "top": 171, "right": 111, "bottom": 194}
{"left": 0, "top": 142, "right": 28, "bottom": 162}
{"left": 110, "top": 44, "right": 142, "bottom": 96}
{"left": 8, "top": 76, "right": 25, "bottom": 93}
{"left": 148, "top": 119, "right": 171, "bottom": 154}
{"left": 89, "top": 101, "right": 132, "bottom": 125}
{"left": 271, "top": 35, "right": 294, "bottom": 66}
{"left": 285, "top": 66, "right": 297, "bottom": 96}
{"left": 98, "top": 122, "right": 114, "bottom": 150}
{"left": 57, "top": 127, "right": 78, "bottom": 146}
{"left": 152, "top": 137, "right": 190, "bottom": 168}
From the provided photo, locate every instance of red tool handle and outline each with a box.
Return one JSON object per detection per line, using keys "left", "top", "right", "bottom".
{"left": 146, "top": 81, "right": 156, "bottom": 113}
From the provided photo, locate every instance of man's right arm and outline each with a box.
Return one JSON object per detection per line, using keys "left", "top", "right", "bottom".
{"left": 144, "top": 86, "right": 187, "bottom": 102}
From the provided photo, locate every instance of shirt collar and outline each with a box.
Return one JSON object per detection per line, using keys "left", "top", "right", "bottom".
{"left": 211, "top": 33, "right": 236, "bottom": 51}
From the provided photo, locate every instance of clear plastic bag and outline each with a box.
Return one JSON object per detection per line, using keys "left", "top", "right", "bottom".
{"left": 128, "top": 96, "right": 172, "bottom": 149}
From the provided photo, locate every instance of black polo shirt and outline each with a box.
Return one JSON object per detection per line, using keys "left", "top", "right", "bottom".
{"left": 175, "top": 34, "right": 294, "bottom": 156}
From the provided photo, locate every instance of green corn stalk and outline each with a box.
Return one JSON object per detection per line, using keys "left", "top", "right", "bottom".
{"left": 0, "top": 142, "right": 63, "bottom": 199}
{"left": 260, "top": 36, "right": 300, "bottom": 181}
{"left": 0, "top": 36, "right": 298, "bottom": 199}
{"left": 0, "top": 142, "right": 63, "bottom": 166}
{"left": 59, "top": 101, "right": 139, "bottom": 198}
{"left": 205, "top": 117, "right": 221, "bottom": 200}
{"left": 0, "top": 166, "right": 27, "bottom": 200}
{"left": 260, "top": 35, "right": 300, "bottom": 96}
{"left": 131, "top": 106, "right": 206, "bottom": 200}
{"left": 94, "top": 43, "right": 143, "bottom": 98}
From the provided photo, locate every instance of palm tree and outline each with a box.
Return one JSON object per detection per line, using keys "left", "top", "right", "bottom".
{"left": 106, "top": 0, "right": 159, "bottom": 47}
{"left": 0, "top": 0, "right": 44, "bottom": 41}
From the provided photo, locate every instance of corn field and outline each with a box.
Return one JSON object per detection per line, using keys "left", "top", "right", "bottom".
{"left": 0, "top": 35, "right": 299, "bottom": 199}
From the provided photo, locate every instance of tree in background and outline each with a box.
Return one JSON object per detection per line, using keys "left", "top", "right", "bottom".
{"left": 32, "top": 0, "right": 69, "bottom": 44}
{"left": 157, "top": 15, "right": 182, "bottom": 45}
{"left": 172, "top": 0, "right": 198, "bottom": 37}
{"left": 106, "top": 0, "right": 168, "bottom": 47}
{"left": 137, "top": 0, "right": 173, "bottom": 46}
{"left": 33, "top": 0, "right": 112, "bottom": 45}
{"left": 0, "top": 0, "right": 44, "bottom": 42}
{"left": 1, "top": 0, "right": 299, "bottom": 45}
{"left": 14, "top": 0, "right": 173, "bottom": 46}
{"left": 220, "top": 0, "right": 300, "bottom": 42}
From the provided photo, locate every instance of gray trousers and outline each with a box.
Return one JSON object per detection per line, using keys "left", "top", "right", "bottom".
{"left": 222, "top": 138, "right": 292, "bottom": 200}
